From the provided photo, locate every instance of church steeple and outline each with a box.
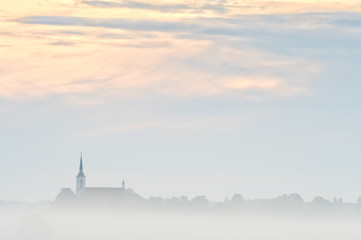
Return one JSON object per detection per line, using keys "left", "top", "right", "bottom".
{"left": 79, "top": 152, "right": 83, "bottom": 171}
{"left": 76, "top": 152, "right": 86, "bottom": 198}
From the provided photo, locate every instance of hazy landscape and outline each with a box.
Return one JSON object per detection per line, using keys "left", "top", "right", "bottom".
{"left": 2, "top": 0, "right": 361, "bottom": 239}
{"left": 2, "top": 192, "right": 361, "bottom": 240}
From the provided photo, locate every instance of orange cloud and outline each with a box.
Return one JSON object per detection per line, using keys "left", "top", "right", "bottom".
{"left": 0, "top": 0, "right": 329, "bottom": 101}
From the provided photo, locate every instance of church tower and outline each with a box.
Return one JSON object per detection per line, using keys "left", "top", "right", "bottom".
{"left": 76, "top": 153, "right": 86, "bottom": 198}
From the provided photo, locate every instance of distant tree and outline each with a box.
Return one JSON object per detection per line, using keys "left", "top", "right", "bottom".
{"left": 190, "top": 196, "right": 209, "bottom": 208}
{"left": 180, "top": 196, "right": 188, "bottom": 203}
{"left": 289, "top": 193, "right": 304, "bottom": 203}
{"left": 274, "top": 193, "right": 303, "bottom": 204}
{"left": 165, "top": 197, "right": 181, "bottom": 205}
{"left": 230, "top": 194, "right": 244, "bottom": 205}
{"left": 271, "top": 193, "right": 304, "bottom": 212}
{"left": 54, "top": 188, "right": 77, "bottom": 207}
{"left": 149, "top": 196, "right": 163, "bottom": 202}
{"left": 171, "top": 197, "right": 177, "bottom": 202}
{"left": 312, "top": 196, "right": 331, "bottom": 206}
{"left": 332, "top": 197, "right": 343, "bottom": 205}
{"left": 148, "top": 197, "right": 164, "bottom": 207}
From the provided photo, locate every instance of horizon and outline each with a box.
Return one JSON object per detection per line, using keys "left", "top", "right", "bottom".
{"left": 1, "top": 0, "right": 361, "bottom": 204}
{"left": 1, "top": 153, "right": 361, "bottom": 204}
{"left": 2, "top": 1, "right": 361, "bottom": 240}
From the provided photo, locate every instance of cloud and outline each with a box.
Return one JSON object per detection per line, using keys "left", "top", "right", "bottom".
{"left": 19, "top": 16, "right": 197, "bottom": 32}
{"left": 0, "top": 42, "right": 312, "bottom": 101}
{"left": 48, "top": 41, "right": 75, "bottom": 46}
{"left": 57, "top": 30, "right": 85, "bottom": 35}
{"left": 18, "top": 12, "right": 359, "bottom": 40}
{"left": 2, "top": 12, "right": 323, "bottom": 101}
{"left": 331, "top": 13, "right": 361, "bottom": 28}
{"left": 83, "top": 0, "right": 190, "bottom": 11}
{"left": 82, "top": 0, "right": 227, "bottom": 13}
{"left": 17, "top": 12, "right": 360, "bottom": 59}
{"left": 81, "top": 0, "right": 361, "bottom": 15}
{"left": 9, "top": 10, "right": 356, "bottom": 101}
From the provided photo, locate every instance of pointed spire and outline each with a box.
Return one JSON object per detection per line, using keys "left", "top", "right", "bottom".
{"left": 77, "top": 152, "right": 85, "bottom": 178}
{"left": 79, "top": 152, "right": 83, "bottom": 171}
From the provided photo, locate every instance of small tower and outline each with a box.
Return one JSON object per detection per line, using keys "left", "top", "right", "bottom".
{"left": 122, "top": 180, "right": 125, "bottom": 190}
{"left": 76, "top": 153, "right": 86, "bottom": 199}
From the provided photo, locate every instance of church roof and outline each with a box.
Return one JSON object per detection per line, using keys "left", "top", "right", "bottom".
{"left": 77, "top": 152, "right": 85, "bottom": 177}
{"left": 79, "top": 153, "right": 83, "bottom": 171}
{"left": 84, "top": 187, "right": 125, "bottom": 200}
{"left": 86, "top": 187, "right": 124, "bottom": 191}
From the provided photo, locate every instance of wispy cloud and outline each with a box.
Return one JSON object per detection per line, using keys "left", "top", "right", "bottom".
{"left": 18, "top": 13, "right": 361, "bottom": 38}
{"left": 82, "top": 0, "right": 227, "bottom": 13}
{"left": 4, "top": 1, "right": 360, "bottom": 101}
{"left": 57, "top": 30, "right": 85, "bottom": 35}
{"left": 48, "top": 41, "right": 75, "bottom": 46}
{"left": 18, "top": 16, "right": 197, "bottom": 32}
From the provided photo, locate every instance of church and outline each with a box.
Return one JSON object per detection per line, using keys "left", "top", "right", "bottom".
{"left": 72, "top": 153, "right": 143, "bottom": 205}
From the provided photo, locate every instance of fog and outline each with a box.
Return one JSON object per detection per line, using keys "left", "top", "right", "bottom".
{"left": 2, "top": 204, "right": 361, "bottom": 240}
{"left": 3, "top": 164, "right": 361, "bottom": 239}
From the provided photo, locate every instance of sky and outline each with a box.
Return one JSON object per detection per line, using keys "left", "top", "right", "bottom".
{"left": 0, "top": 0, "right": 361, "bottom": 203}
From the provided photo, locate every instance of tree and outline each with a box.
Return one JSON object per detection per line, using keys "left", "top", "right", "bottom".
{"left": 180, "top": 196, "right": 188, "bottom": 203}
{"left": 312, "top": 196, "right": 331, "bottom": 206}
{"left": 54, "top": 188, "right": 77, "bottom": 207}
{"left": 230, "top": 194, "right": 244, "bottom": 205}
{"left": 190, "top": 196, "right": 209, "bottom": 208}
{"left": 274, "top": 193, "right": 304, "bottom": 204}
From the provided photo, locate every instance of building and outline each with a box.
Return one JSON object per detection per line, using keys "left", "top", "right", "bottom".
{"left": 75, "top": 153, "right": 127, "bottom": 200}
{"left": 76, "top": 153, "right": 86, "bottom": 198}
{"left": 55, "top": 153, "right": 143, "bottom": 207}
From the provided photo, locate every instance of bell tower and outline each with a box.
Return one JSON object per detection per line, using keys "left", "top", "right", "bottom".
{"left": 76, "top": 153, "right": 86, "bottom": 198}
